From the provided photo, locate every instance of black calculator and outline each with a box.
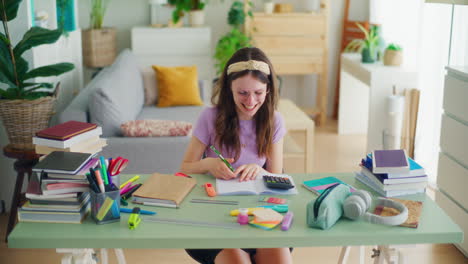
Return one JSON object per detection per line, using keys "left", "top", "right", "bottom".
{"left": 263, "top": 175, "right": 294, "bottom": 190}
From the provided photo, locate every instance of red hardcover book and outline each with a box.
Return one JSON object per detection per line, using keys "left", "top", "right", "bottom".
{"left": 36, "top": 121, "right": 97, "bottom": 141}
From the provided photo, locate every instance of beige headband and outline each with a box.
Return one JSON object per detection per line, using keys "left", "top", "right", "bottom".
{"left": 227, "top": 60, "right": 271, "bottom": 75}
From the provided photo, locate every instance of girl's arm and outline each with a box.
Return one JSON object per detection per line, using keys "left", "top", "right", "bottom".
{"left": 266, "top": 137, "right": 284, "bottom": 174}
{"left": 179, "top": 136, "right": 236, "bottom": 179}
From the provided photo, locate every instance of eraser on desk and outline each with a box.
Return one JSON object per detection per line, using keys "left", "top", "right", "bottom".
{"left": 204, "top": 183, "right": 217, "bottom": 197}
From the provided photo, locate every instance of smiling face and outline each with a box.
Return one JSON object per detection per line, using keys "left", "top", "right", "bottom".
{"left": 231, "top": 73, "right": 268, "bottom": 120}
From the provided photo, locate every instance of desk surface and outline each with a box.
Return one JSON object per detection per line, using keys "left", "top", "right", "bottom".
{"left": 8, "top": 173, "right": 462, "bottom": 249}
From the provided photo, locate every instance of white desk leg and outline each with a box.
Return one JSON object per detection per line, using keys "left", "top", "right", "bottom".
{"left": 372, "top": 245, "right": 403, "bottom": 264}
{"left": 115, "top": 248, "right": 127, "bottom": 264}
{"left": 56, "top": 248, "right": 97, "bottom": 264}
{"left": 337, "top": 246, "right": 351, "bottom": 264}
{"left": 359, "top": 246, "right": 365, "bottom": 264}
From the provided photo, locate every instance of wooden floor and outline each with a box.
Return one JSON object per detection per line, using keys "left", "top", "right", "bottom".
{"left": 0, "top": 120, "right": 466, "bottom": 263}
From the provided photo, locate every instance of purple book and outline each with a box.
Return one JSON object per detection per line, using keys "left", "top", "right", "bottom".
{"left": 372, "top": 149, "right": 410, "bottom": 174}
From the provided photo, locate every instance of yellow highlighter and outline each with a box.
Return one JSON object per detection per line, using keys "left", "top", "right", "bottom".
{"left": 120, "top": 175, "right": 140, "bottom": 189}
{"left": 96, "top": 197, "right": 115, "bottom": 221}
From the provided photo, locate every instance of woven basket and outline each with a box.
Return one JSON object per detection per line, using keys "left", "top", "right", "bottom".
{"left": 82, "top": 28, "right": 117, "bottom": 68}
{"left": 383, "top": 50, "right": 403, "bottom": 66}
{"left": 0, "top": 96, "right": 56, "bottom": 150}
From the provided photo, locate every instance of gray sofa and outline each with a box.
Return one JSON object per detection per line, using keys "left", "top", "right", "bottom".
{"left": 58, "top": 49, "right": 207, "bottom": 174}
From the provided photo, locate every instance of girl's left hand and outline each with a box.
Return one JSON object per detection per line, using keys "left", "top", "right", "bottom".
{"left": 234, "top": 164, "right": 266, "bottom": 182}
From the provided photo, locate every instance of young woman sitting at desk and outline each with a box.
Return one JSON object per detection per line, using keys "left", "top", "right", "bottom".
{"left": 180, "top": 47, "right": 292, "bottom": 264}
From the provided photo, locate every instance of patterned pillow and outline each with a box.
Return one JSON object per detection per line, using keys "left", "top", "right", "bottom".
{"left": 121, "top": 120, "right": 192, "bottom": 137}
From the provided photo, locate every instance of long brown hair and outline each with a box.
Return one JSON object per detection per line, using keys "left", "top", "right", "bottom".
{"left": 211, "top": 47, "right": 279, "bottom": 161}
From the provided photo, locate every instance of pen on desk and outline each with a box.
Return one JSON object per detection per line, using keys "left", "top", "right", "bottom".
{"left": 120, "top": 207, "right": 156, "bottom": 215}
{"left": 210, "top": 145, "right": 235, "bottom": 172}
{"left": 134, "top": 201, "right": 177, "bottom": 208}
{"left": 120, "top": 175, "right": 140, "bottom": 189}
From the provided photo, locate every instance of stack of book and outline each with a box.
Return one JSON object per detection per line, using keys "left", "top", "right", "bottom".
{"left": 33, "top": 121, "right": 106, "bottom": 155}
{"left": 355, "top": 149, "right": 428, "bottom": 197}
{"left": 19, "top": 151, "right": 97, "bottom": 223}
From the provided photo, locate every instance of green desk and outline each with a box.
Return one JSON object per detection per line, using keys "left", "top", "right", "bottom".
{"left": 8, "top": 173, "right": 463, "bottom": 249}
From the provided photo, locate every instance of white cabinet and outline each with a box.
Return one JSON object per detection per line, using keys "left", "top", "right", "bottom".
{"left": 436, "top": 66, "right": 468, "bottom": 256}
{"left": 338, "top": 53, "right": 418, "bottom": 153}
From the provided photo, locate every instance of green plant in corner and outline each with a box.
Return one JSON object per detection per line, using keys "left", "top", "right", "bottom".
{"left": 214, "top": 0, "right": 253, "bottom": 75}
{"left": 90, "top": 0, "right": 111, "bottom": 29}
{"left": 0, "top": 0, "right": 74, "bottom": 100}
{"left": 168, "top": 0, "right": 206, "bottom": 24}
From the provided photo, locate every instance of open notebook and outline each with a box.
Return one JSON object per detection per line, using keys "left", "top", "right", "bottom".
{"left": 216, "top": 173, "right": 298, "bottom": 196}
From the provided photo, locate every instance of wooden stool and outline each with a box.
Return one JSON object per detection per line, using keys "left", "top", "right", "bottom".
{"left": 3, "top": 145, "right": 40, "bottom": 242}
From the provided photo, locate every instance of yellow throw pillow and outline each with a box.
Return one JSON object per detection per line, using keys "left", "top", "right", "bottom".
{"left": 152, "top": 65, "right": 203, "bottom": 107}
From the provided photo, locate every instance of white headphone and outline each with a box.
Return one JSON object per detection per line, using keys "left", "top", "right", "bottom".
{"left": 343, "top": 190, "right": 408, "bottom": 226}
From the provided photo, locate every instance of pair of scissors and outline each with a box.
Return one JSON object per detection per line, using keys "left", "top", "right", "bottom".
{"left": 108, "top": 156, "right": 129, "bottom": 176}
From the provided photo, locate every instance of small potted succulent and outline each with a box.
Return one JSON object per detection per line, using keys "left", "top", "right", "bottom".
{"left": 344, "top": 23, "right": 379, "bottom": 63}
{"left": 383, "top": 43, "right": 403, "bottom": 66}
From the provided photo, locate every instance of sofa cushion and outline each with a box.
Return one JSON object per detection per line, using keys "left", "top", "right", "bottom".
{"left": 152, "top": 65, "right": 203, "bottom": 107}
{"left": 137, "top": 105, "right": 204, "bottom": 123}
{"left": 89, "top": 49, "right": 144, "bottom": 137}
{"left": 142, "top": 67, "right": 157, "bottom": 105}
{"left": 121, "top": 120, "right": 192, "bottom": 137}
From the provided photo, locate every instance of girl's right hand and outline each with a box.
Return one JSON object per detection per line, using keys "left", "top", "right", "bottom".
{"left": 206, "top": 157, "right": 237, "bottom": 180}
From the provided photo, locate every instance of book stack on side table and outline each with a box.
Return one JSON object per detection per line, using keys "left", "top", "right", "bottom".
{"left": 19, "top": 151, "right": 98, "bottom": 223}
{"left": 33, "top": 121, "right": 106, "bottom": 155}
{"left": 355, "top": 149, "right": 428, "bottom": 197}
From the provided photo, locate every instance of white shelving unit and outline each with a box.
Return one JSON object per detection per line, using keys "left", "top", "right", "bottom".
{"left": 435, "top": 66, "right": 468, "bottom": 257}
{"left": 338, "top": 53, "right": 418, "bottom": 153}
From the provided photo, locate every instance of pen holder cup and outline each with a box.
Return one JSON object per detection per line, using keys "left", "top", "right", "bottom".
{"left": 90, "top": 189, "right": 120, "bottom": 224}
{"left": 110, "top": 175, "right": 120, "bottom": 188}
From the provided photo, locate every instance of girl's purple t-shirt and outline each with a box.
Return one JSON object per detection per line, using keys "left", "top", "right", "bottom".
{"left": 193, "top": 107, "right": 287, "bottom": 169}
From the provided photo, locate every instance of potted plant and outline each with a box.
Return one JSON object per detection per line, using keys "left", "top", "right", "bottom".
{"left": 344, "top": 23, "right": 379, "bottom": 63}
{"left": 0, "top": 0, "right": 74, "bottom": 150}
{"left": 168, "top": 0, "right": 206, "bottom": 27}
{"left": 214, "top": 0, "right": 253, "bottom": 75}
{"left": 82, "top": 0, "right": 116, "bottom": 68}
{"left": 383, "top": 43, "right": 403, "bottom": 66}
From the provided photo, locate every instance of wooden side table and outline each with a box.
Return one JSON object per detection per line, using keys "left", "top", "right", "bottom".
{"left": 278, "top": 99, "right": 315, "bottom": 173}
{"left": 3, "top": 145, "right": 40, "bottom": 242}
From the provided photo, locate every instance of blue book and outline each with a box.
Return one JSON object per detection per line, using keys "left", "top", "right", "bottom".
{"left": 365, "top": 154, "right": 426, "bottom": 178}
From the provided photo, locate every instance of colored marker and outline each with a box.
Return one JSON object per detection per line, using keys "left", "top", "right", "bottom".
{"left": 281, "top": 212, "right": 294, "bottom": 231}
{"left": 120, "top": 175, "right": 140, "bottom": 189}
{"left": 210, "top": 145, "right": 234, "bottom": 172}
{"left": 100, "top": 156, "right": 109, "bottom": 185}
{"left": 94, "top": 170, "right": 105, "bottom": 193}
{"left": 120, "top": 207, "right": 156, "bottom": 215}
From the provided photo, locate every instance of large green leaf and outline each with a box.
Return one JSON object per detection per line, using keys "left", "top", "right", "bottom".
{"left": 0, "top": 0, "right": 22, "bottom": 22}
{"left": 23, "top": 63, "right": 74, "bottom": 80}
{"left": 13, "top": 27, "right": 62, "bottom": 57}
{"left": 0, "top": 32, "right": 14, "bottom": 83}
{"left": 15, "top": 56, "right": 28, "bottom": 81}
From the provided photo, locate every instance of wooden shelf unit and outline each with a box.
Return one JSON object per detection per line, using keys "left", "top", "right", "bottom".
{"left": 245, "top": 2, "right": 329, "bottom": 125}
